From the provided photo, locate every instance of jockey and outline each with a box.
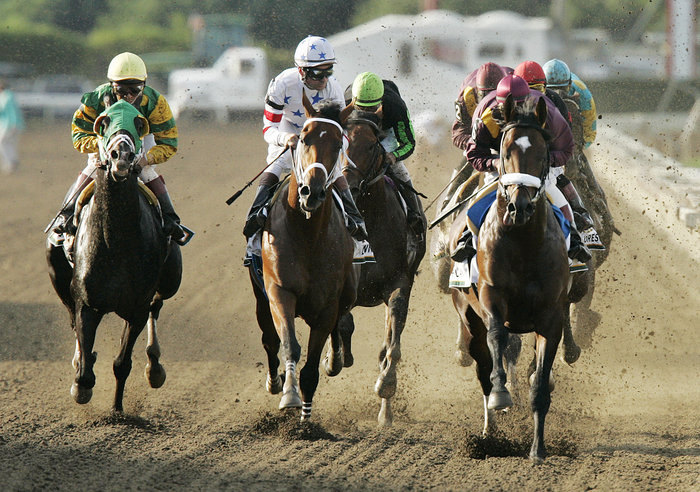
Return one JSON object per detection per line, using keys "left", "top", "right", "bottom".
{"left": 53, "top": 52, "right": 191, "bottom": 245}
{"left": 453, "top": 74, "right": 592, "bottom": 266}
{"left": 243, "top": 35, "right": 367, "bottom": 241}
{"left": 513, "top": 60, "right": 571, "bottom": 126}
{"left": 442, "top": 63, "right": 511, "bottom": 210}
{"left": 543, "top": 59, "right": 597, "bottom": 150}
{"left": 344, "top": 71, "right": 423, "bottom": 236}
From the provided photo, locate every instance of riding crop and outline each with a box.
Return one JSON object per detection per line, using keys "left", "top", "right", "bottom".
{"left": 225, "top": 147, "right": 289, "bottom": 205}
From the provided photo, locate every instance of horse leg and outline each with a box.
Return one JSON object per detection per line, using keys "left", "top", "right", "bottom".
{"left": 144, "top": 295, "right": 166, "bottom": 389}
{"left": 267, "top": 287, "right": 302, "bottom": 409}
{"left": 71, "top": 304, "right": 102, "bottom": 404}
{"left": 323, "top": 318, "right": 344, "bottom": 377}
{"left": 485, "top": 312, "right": 512, "bottom": 411}
{"left": 300, "top": 313, "right": 337, "bottom": 421}
{"left": 376, "top": 287, "right": 409, "bottom": 427}
{"left": 113, "top": 309, "right": 149, "bottom": 413}
{"left": 570, "top": 270, "right": 601, "bottom": 350}
{"left": 504, "top": 333, "right": 522, "bottom": 405}
{"left": 339, "top": 312, "right": 355, "bottom": 367}
{"left": 455, "top": 315, "right": 474, "bottom": 367}
{"left": 529, "top": 326, "right": 562, "bottom": 464}
{"left": 466, "top": 309, "right": 496, "bottom": 435}
{"left": 561, "top": 302, "right": 581, "bottom": 365}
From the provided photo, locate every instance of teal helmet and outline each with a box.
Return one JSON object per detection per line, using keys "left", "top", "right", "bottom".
{"left": 543, "top": 59, "right": 571, "bottom": 88}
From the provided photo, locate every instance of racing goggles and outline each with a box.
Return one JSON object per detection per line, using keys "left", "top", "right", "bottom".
{"left": 113, "top": 83, "right": 144, "bottom": 97}
{"left": 304, "top": 67, "right": 333, "bottom": 80}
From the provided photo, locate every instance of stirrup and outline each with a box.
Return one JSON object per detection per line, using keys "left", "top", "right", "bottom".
{"left": 580, "top": 227, "right": 605, "bottom": 250}
{"left": 569, "top": 259, "right": 589, "bottom": 273}
{"left": 174, "top": 225, "right": 195, "bottom": 246}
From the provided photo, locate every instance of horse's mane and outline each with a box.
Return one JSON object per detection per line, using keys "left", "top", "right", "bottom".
{"left": 313, "top": 99, "right": 342, "bottom": 124}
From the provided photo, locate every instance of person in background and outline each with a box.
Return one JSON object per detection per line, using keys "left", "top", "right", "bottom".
{"left": 52, "top": 52, "right": 192, "bottom": 245}
{"left": 0, "top": 79, "right": 25, "bottom": 174}
{"left": 243, "top": 35, "right": 367, "bottom": 242}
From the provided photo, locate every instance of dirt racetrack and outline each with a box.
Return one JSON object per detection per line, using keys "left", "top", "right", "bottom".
{"left": 1, "top": 118, "right": 698, "bottom": 491}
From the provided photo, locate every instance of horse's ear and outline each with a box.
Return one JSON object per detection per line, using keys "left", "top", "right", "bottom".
{"left": 340, "top": 101, "right": 354, "bottom": 125}
{"left": 535, "top": 96, "right": 548, "bottom": 127}
{"left": 502, "top": 95, "right": 515, "bottom": 123}
{"left": 93, "top": 115, "right": 110, "bottom": 136}
{"left": 302, "top": 91, "right": 316, "bottom": 117}
{"left": 134, "top": 115, "right": 150, "bottom": 138}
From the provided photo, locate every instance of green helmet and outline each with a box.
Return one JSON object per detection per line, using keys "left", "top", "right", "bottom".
{"left": 352, "top": 72, "right": 384, "bottom": 108}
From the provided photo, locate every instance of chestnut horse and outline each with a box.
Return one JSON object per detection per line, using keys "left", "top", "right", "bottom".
{"left": 451, "top": 95, "right": 576, "bottom": 463}
{"left": 249, "top": 95, "right": 357, "bottom": 421}
{"left": 340, "top": 108, "right": 426, "bottom": 426}
{"left": 46, "top": 100, "right": 181, "bottom": 412}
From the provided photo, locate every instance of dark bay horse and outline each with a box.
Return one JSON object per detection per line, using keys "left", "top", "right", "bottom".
{"left": 250, "top": 94, "right": 356, "bottom": 421}
{"left": 339, "top": 108, "right": 426, "bottom": 426}
{"left": 46, "top": 100, "right": 182, "bottom": 412}
{"left": 451, "top": 95, "right": 578, "bottom": 463}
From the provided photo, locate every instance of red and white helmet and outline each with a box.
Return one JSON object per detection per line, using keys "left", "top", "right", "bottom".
{"left": 294, "top": 35, "right": 337, "bottom": 68}
{"left": 496, "top": 74, "right": 530, "bottom": 104}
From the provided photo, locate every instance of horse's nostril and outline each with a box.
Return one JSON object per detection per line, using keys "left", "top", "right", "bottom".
{"left": 111, "top": 150, "right": 119, "bottom": 159}
{"left": 507, "top": 202, "right": 517, "bottom": 214}
{"left": 300, "top": 185, "right": 310, "bottom": 197}
{"left": 318, "top": 190, "right": 326, "bottom": 202}
{"left": 526, "top": 203, "right": 534, "bottom": 215}
{"left": 129, "top": 153, "right": 135, "bottom": 161}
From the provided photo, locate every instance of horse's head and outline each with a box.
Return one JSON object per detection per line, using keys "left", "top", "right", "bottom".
{"left": 93, "top": 100, "right": 149, "bottom": 182}
{"left": 497, "top": 95, "right": 550, "bottom": 226}
{"left": 294, "top": 93, "right": 353, "bottom": 214}
{"left": 342, "top": 106, "right": 386, "bottom": 196}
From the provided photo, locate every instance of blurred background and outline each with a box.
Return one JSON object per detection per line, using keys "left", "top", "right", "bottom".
{"left": 0, "top": 0, "right": 697, "bottom": 167}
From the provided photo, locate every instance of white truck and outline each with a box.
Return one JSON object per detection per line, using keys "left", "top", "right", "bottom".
{"left": 168, "top": 46, "right": 268, "bottom": 122}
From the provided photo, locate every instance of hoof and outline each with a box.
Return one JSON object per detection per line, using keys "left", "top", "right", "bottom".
{"left": 145, "top": 363, "right": 166, "bottom": 388}
{"left": 323, "top": 350, "right": 344, "bottom": 377}
{"left": 378, "top": 399, "right": 393, "bottom": 427}
{"left": 70, "top": 382, "right": 93, "bottom": 404}
{"left": 487, "top": 390, "right": 513, "bottom": 411}
{"left": 454, "top": 349, "right": 474, "bottom": 367}
{"left": 279, "top": 390, "right": 302, "bottom": 409}
{"left": 529, "top": 452, "right": 545, "bottom": 465}
{"left": 561, "top": 343, "right": 581, "bottom": 365}
{"left": 343, "top": 352, "right": 354, "bottom": 368}
{"left": 374, "top": 371, "right": 397, "bottom": 399}
{"left": 266, "top": 373, "right": 284, "bottom": 394}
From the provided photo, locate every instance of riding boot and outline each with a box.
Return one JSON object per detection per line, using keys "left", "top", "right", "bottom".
{"left": 557, "top": 174, "right": 604, "bottom": 250}
{"left": 568, "top": 227, "right": 592, "bottom": 263}
{"left": 338, "top": 188, "right": 368, "bottom": 241}
{"left": 52, "top": 173, "right": 93, "bottom": 235}
{"left": 243, "top": 184, "right": 274, "bottom": 238}
{"left": 451, "top": 229, "right": 476, "bottom": 263}
{"left": 396, "top": 178, "right": 425, "bottom": 236}
{"left": 147, "top": 178, "right": 193, "bottom": 246}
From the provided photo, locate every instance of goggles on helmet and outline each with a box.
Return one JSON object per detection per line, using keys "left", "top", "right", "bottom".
{"left": 304, "top": 67, "right": 333, "bottom": 80}
{"left": 113, "top": 82, "right": 144, "bottom": 97}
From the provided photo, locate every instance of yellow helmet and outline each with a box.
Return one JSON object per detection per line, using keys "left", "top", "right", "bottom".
{"left": 107, "top": 52, "right": 147, "bottom": 82}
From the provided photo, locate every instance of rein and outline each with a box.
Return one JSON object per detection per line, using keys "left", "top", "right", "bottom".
{"left": 342, "top": 117, "right": 387, "bottom": 195}
{"left": 497, "top": 121, "right": 550, "bottom": 205}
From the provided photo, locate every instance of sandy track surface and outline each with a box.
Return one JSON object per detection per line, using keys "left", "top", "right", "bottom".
{"left": 0, "top": 119, "right": 698, "bottom": 491}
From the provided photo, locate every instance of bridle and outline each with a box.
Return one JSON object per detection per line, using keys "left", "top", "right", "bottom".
{"left": 292, "top": 117, "right": 344, "bottom": 192}
{"left": 342, "top": 117, "right": 388, "bottom": 195}
{"left": 497, "top": 120, "right": 550, "bottom": 206}
{"left": 96, "top": 132, "right": 143, "bottom": 181}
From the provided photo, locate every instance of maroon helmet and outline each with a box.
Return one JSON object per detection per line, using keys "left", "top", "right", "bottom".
{"left": 496, "top": 74, "right": 530, "bottom": 104}
{"left": 475, "top": 62, "right": 505, "bottom": 92}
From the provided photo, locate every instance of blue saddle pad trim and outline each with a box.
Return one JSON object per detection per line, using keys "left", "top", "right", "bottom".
{"left": 467, "top": 191, "right": 571, "bottom": 237}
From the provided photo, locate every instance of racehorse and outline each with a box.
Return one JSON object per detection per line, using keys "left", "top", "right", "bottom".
{"left": 249, "top": 94, "right": 357, "bottom": 421}
{"left": 46, "top": 100, "right": 182, "bottom": 412}
{"left": 340, "top": 108, "right": 427, "bottom": 426}
{"left": 560, "top": 95, "right": 619, "bottom": 346}
{"left": 451, "top": 95, "right": 582, "bottom": 463}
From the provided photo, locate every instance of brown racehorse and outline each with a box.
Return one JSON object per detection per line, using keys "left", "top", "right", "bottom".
{"left": 451, "top": 95, "right": 578, "bottom": 463}
{"left": 339, "top": 108, "right": 426, "bottom": 426}
{"left": 249, "top": 94, "right": 356, "bottom": 421}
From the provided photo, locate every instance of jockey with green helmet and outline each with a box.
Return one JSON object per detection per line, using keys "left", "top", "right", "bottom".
{"left": 345, "top": 71, "right": 424, "bottom": 236}
{"left": 242, "top": 35, "right": 367, "bottom": 243}
{"left": 52, "top": 52, "right": 192, "bottom": 245}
